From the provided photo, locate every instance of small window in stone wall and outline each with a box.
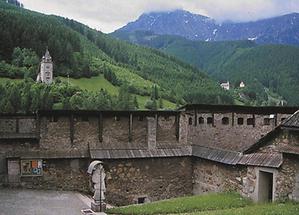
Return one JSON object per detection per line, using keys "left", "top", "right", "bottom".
{"left": 114, "top": 116, "right": 120, "bottom": 121}
{"left": 137, "top": 116, "right": 144, "bottom": 121}
{"left": 222, "top": 117, "right": 229, "bottom": 125}
{"left": 237, "top": 118, "right": 244, "bottom": 125}
{"left": 137, "top": 197, "right": 146, "bottom": 204}
{"left": 198, "top": 117, "right": 204, "bottom": 124}
{"left": 188, "top": 117, "right": 193, "bottom": 125}
{"left": 247, "top": 118, "right": 255, "bottom": 125}
{"left": 264, "top": 118, "right": 270, "bottom": 125}
{"left": 207, "top": 117, "right": 213, "bottom": 124}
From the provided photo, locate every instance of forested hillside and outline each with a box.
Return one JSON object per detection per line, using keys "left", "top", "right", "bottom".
{"left": 0, "top": 1, "right": 233, "bottom": 113}
{"left": 113, "top": 30, "right": 299, "bottom": 105}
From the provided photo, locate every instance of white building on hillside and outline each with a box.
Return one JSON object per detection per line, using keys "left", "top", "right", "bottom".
{"left": 220, "top": 81, "right": 230, "bottom": 90}
{"left": 37, "top": 49, "right": 53, "bottom": 84}
{"left": 240, "top": 81, "right": 245, "bottom": 88}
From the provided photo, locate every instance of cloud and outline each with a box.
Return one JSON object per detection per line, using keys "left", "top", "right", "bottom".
{"left": 21, "top": 0, "right": 299, "bottom": 33}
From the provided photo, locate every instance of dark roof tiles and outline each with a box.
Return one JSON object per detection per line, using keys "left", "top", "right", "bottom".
{"left": 281, "top": 110, "right": 299, "bottom": 129}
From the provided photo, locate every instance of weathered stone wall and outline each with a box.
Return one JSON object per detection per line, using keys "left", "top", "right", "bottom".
{"left": 132, "top": 116, "right": 147, "bottom": 147}
{"left": 39, "top": 116, "right": 72, "bottom": 151}
{"left": 104, "top": 157, "right": 193, "bottom": 206}
{"left": 258, "top": 130, "right": 299, "bottom": 153}
{"left": 156, "top": 116, "right": 178, "bottom": 148}
{"left": 0, "top": 116, "right": 37, "bottom": 135}
{"left": 0, "top": 141, "right": 39, "bottom": 185}
{"left": 187, "top": 111, "right": 291, "bottom": 151}
{"left": 19, "top": 158, "right": 90, "bottom": 193}
{"left": 241, "top": 156, "right": 299, "bottom": 202}
{"left": 101, "top": 116, "right": 148, "bottom": 149}
{"left": 276, "top": 155, "right": 299, "bottom": 201}
{"left": 0, "top": 119, "right": 16, "bottom": 133}
{"left": 193, "top": 158, "right": 246, "bottom": 195}
{"left": 0, "top": 116, "right": 39, "bottom": 184}
{"left": 39, "top": 114, "right": 183, "bottom": 151}
{"left": 74, "top": 117, "right": 99, "bottom": 150}
{"left": 179, "top": 113, "right": 188, "bottom": 145}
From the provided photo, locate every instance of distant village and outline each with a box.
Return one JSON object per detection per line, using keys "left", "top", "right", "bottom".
{"left": 220, "top": 81, "right": 245, "bottom": 90}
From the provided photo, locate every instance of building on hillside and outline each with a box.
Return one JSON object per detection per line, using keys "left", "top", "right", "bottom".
{"left": 36, "top": 49, "right": 53, "bottom": 84}
{"left": 220, "top": 81, "right": 230, "bottom": 90}
{"left": 240, "top": 81, "right": 245, "bottom": 88}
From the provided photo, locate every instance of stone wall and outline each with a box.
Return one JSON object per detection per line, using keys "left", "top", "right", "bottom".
{"left": 74, "top": 117, "right": 99, "bottom": 150}
{"left": 276, "top": 155, "right": 299, "bottom": 201}
{"left": 39, "top": 116, "right": 73, "bottom": 151}
{"left": 258, "top": 130, "right": 299, "bottom": 153}
{"left": 0, "top": 141, "right": 39, "bottom": 185}
{"left": 0, "top": 117, "right": 36, "bottom": 134}
{"left": 0, "top": 116, "right": 37, "bottom": 138}
{"left": 156, "top": 116, "right": 178, "bottom": 148}
{"left": 104, "top": 157, "right": 193, "bottom": 206}
{"left": 187, "top": 111, "right": 291, "bottom": 151}
{"left": 241, "top": 156, "right": 299, "bottom": 202}
{"left": 19, "top": 158, "right": 90, "bottom": 193}
{"left": 192, "top": 158, "right": 246, "bottom": 195}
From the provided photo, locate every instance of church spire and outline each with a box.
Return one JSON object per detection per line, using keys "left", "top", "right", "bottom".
{"left": 36, "top": 48, "right": 53, "bottom": 84}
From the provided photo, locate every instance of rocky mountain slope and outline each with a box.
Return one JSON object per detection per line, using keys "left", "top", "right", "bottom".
{"left": 115, "top": 9, "right": 299, "bottom": 46}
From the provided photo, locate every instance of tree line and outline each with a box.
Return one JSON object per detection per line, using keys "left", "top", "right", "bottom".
{"left": 0, "top": 79, "right": 142, "bottom": 113}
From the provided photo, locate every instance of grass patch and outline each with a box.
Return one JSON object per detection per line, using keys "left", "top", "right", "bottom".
{"left": 192, "top": 202, "right": 299, "bottom": 215}
{"left": 107, "top": 193, "right": 251, "bottom": 215}
{"left": 60, "top": 75, "right": 119, "bottom": 95}
{"left": 60, "top": 75, "right": 176, "bottom": 109}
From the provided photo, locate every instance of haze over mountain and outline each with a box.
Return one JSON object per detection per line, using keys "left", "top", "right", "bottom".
{"left": 115, "top": 9, "right": 299, "bottom": 46}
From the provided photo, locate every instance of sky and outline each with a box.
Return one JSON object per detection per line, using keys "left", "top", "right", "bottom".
{"left": 21, "top": 0, "right": 299, "bottom": 33}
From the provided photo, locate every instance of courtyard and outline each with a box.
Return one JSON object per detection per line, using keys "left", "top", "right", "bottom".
{"left": 0, "top": 188, "right": 93, "bottom": 215}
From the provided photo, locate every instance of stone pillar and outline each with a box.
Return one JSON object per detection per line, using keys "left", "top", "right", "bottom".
{"left": 147, "top": 116, "right": 157, "bottom": 150}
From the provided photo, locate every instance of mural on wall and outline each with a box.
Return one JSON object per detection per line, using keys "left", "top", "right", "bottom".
{"left": 21, "top": 160, "right": 43, "bottom": 176}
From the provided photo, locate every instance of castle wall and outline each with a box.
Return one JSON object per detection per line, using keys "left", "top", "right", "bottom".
{"left": 242, "top": 131, "right": 299, "bottom": 202}
{"left": 192, "top": 158, "right": 246, "bottom": 195}
{"left": 187, "top": 110, "right": 291, "bottom": 151}
{"left": 39, "top": 113, "right": 182, "bottom": 151}
{"left": 104, "top": 157, "right": 193, "bottom": 206}
{"left": 241, "top": 156, "right": 299, "bottom": 202}
{"left": 4, "top": 156, "right": 192, "bottom": 206}
{"left": 39, "top": 116, "right": 73, "bottom": 151}
{"left": 257, "top": 130, "right": 299, "bottom": 153}
{"left": 18, "top": 158, "right": 90, "bottom": 192}
{"left": 0, "top": 116, "right": 38, "bottom": 185}
{"left": 0, "top": 108, "right": 298, "bottom": 205}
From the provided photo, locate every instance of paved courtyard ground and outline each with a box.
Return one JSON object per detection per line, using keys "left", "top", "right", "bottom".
{"left": 0, "top": 188, "right": 94, "bottom": 215}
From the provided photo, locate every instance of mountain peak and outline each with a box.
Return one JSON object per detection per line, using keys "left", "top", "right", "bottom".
{"left": 115, "top": 9, "right": 299, "bottom": 46}
{"left": 139, "top": 9, "right": 210, "bottom": 21}
{"left": 116, "top": 9, "right": 215, "bottom": 40}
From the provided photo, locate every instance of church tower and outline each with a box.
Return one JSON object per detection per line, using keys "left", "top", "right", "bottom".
{"left": 37, "top": 49, "right": 53, "bottom": 84}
